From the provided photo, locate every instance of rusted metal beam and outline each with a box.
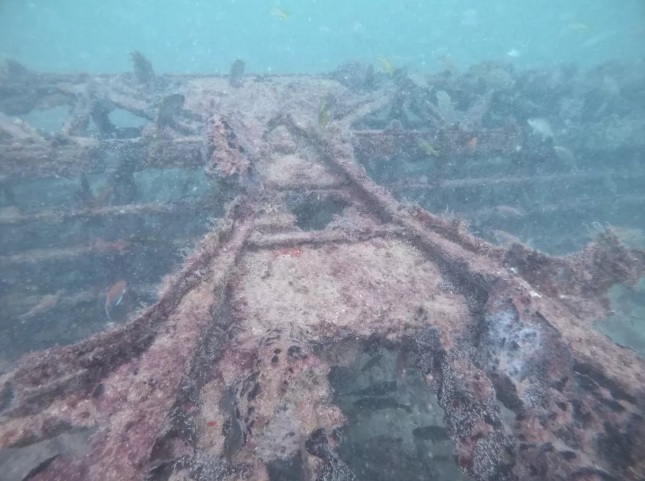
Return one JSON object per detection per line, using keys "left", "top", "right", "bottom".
{"left": 353, "top": 126, "right": 521, "bottom": 159}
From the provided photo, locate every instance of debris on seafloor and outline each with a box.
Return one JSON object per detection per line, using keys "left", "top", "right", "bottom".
{"left": 412, "top": 425, "right": 449, "bottom": 442}
{"left": 435, "top": 90, "right": 459, "bottom": 124}
{"left": 343, "top": 380, "right": 397, "bottom": 397}
{"left": 0, "top": 427, "right": 96, "bottom": 481}
{"left": 156, "top": 93, "right": 185, "bottom": 127}
{"left": 0, "top": 57, "right": 644, "bottom": 481}
{"left": 306, "top": 428, "right": 357, "bottom": 481}
{"left": 319, "top": 96, "right": 330, "bottom": 129}
{"left": 130, "top": 50, "right": 156, "bottom": 85}
{"left": 332, "top": 61, "right": 375, "bottom": 91}
{"left": 229, "top": 59, "right": 246, "bottom": 88}
{"left": 352, "top": 396, "right": 412, "bottom": 413}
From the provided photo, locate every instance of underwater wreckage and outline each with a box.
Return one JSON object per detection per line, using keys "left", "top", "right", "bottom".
{"left": 0, "top": 55, "right": 645, "bottom": 481}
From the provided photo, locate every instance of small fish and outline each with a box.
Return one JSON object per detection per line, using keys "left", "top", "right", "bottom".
{"left": 506, "top": 49, "right": 521, "bottom": 58}
{"left": 105, "top": 280, "right": 127, "bottom": 322}
{"left": 466, "top": 137, "right": 478, "bottom": 150}
{"left": 492, "top": 205, "right": 525, "bottom": 218}
{"left": 90, "top": 237, "right": 129, "bottom": 253}
{"left": 378, "top": 57, "right": 396, "bottom": 75}
{"left": 418, "top": 139, "right": 440, "bottom": 157}
{"left": 554, "top": 145, "right": 578, "bottom": 170}
{"left": 527, "top": 118, "right": 554, "bottom": 139}
{"left": 568, "top": 22, "right": 591, "bottom": 33}
{"left": 412, "top": 425, "right": 450, "bottom": 442}
{"left": 493, "top": 230, "right": 523, "bottom": 246}
{"left": 353, "top": 397, "right": 411, "bottom": 413}
{"left": 18, "top": 293, "right": 61, "bottom": 320}
{"left": 344, "top": 381, "right": 397, "bottom": 397}
{"left": 269, "top": 6, "right": 289, "bottom": 21}
{"left": 581, "top": 29, "right": 617, "bottom": 48}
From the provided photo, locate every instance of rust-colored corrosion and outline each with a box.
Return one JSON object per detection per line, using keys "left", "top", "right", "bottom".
{"left": 1, "top": 59, "right": 644, "bottom": 481}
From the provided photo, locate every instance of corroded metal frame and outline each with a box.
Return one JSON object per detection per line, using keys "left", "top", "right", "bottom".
{"left": 1, "top": 60, "right": 644, "bottom": 481}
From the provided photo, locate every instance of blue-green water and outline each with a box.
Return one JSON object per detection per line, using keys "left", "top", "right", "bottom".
{"left": 1, "top": 0, "right": 643, "bottom": 74}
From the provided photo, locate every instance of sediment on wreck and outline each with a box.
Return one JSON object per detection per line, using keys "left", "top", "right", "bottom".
{"left": 1, "top": 57, "right": 644, "bottom": 481}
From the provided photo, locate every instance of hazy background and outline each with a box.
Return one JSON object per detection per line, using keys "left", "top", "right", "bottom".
{"left": 0, "top": 0, "right": 643, "bottom": 74}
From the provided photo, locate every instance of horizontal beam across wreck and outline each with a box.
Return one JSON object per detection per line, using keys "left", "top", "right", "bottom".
{"left": 353, "top": 126, "right": 521, "bottom": 159}
{"left": 0, "top": 137, "right": 205, "bottom": 179}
